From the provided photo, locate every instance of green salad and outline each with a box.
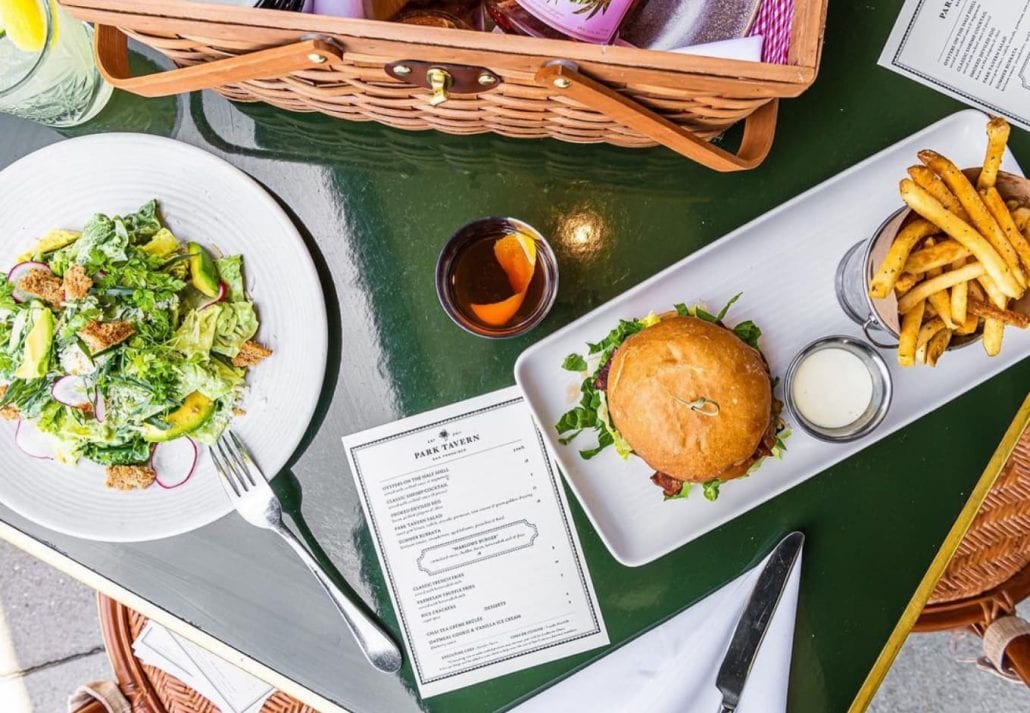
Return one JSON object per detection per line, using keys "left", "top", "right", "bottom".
{"left": 0, "top": 200, "right": 271, "bottom": 489}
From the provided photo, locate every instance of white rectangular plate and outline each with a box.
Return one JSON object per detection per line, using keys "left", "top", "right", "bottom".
{"left": 514, "top": 110, "right": 1029, "bottom": 567}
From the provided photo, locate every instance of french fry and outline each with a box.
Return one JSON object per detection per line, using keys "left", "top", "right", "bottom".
{"left": 916, "top": 316, "right": 947, "bottom": 349}
{"left": 908, "top": 165, "right": 969, "bottom": 219}
{"left": 983, "top": 317, "right": 1005, "bottom": 356}
{"left": 975, "top": 273, "right": 1009, "bottom": 356}
{"left": 868, "top": 218, "right": 939, "bottom": 298}
{"left": 925, "top": 266, "right": 956, "bottom": 328}
{"left": 1014, "top": 207, "right": 1030, "bottom": 232}
{"left": 918, "top": 151, "right": 1025, "bottom": 288}
{"left": 967, "top": 299, "right": 1030, "bottom": 328}
{"left": 898, "top": 300, "right": 925, "bottom": 367}
{"left": 897, "top": 262, "right": 985, "bottom": 314}
{"left": 955, "top": 314, "right": 979, "bottom": 335}
{"left": 950, "top": 259, "right": 968, "bottom": 324}
{"left": 982, "top": 186, "right": 1030, "bottom": 276}
{"left": 899, "top": 178, "right": 1021, "bottom": 298}
{"left": 977, "top": 273, "right": 1008, "bottom": 308}
{"left": 977, "top": 117, "right": 1010, "bottom": 190}
{"left": 968, "top": 280, "right": 987, "bottom": 302}
{"left": 894, "top": 272, "right": 922, "bottom": 296}
{"left": 903, "top": 239, "right": 971, "bottom": 273}
{"left": 925, "top": 328, "right": 952, "bottom": 367}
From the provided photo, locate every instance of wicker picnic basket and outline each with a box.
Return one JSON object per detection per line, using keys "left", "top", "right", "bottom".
{"left": 59, "top": 0, "right": 827, "bottom": 171}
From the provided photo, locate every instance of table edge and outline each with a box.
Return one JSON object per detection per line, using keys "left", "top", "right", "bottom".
{"left": 0, "top": 520, "right": 352, "bottom": 713}
{"left": 847, "top": 391, "right": 1030, "bottom": 713}
{"left": 3, "top": 394, "right": 1027, "bottom": 713}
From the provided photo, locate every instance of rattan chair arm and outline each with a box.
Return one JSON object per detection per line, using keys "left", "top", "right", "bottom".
{"left": 534, "top": 62, "right": 778, "bottom": 172}
{"left": 69, "top": 699, "right": 108, "bottom": 713}
{"left": 1007, "top": 636, "right": 1030, "bottom": 686}
{"left": 92, "top": 25, "right": 344, "bottom": 98}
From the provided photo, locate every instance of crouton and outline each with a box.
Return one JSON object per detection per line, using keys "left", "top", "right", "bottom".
{"left": 17, "top": 269, "right": 63, "bottom": 308}
{"left": 105, "top": 464, "right": 156, "bottom": 491}
{"left": 0, "top": 385, "right": 17, "bottom": 421}
{"left": 78, "top": 321, "right": 134, "bottom": 353}
{"left": 62, "top": 264, "right": 93, "bottom": 302}
{"left": 232, "top": 339, "right": 273, "bottom": 368}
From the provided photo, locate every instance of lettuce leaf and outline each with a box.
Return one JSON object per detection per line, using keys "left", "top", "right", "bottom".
{"left": 75, "top": 214, "right": 129, "bottom": 269}
{"left": 121, "top": 200, "right": 161, "bottom": 242}
{"left": 216, "top": 256, "right": 245, "bottom": 301}
{"left": 174, "top": 358, "right": 243, "bottom": 402}
{"left": 212, "top": 302, "right": 258, "bottom": 358}
{"left": 702, "top": 480, "right": 721, "bottom": 501}
{"left": 664, "top": 482, "right": 691, "bottom": 501}
{"left": 595, "top": 392, "right": 632, "bottom": 459}
{"left": 169, "top": 307, "right": 220, "bottom": 359}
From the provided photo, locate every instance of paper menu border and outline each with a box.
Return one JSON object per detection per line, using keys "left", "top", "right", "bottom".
{"left": 879, "top": 0, "right": 1030, "bottom": 130}
{"left": 344, "top": 388, "right": 606, "bottom": 694}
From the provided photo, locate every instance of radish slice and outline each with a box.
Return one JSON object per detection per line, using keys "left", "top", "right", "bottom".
{"left": 199, "top": 282, "right": 227, "bottom": 311}
{"left": 150, "top": 437, "right": 198, "bottom": 489}
{"left": 7, "top": 262, "right": 53, "bottom": 303}
{"left": 93, "top": 391, "right": 107, "bottom": 423}
{"left": 15, "top": 420, "right": 56, "bottom": 460}
{"left": 51, "top": 375, "right": 91, "bottom": 408}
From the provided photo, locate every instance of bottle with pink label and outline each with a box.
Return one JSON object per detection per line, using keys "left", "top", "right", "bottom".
{"left": 485, "top": 0, "right": 642, "bottom": 44}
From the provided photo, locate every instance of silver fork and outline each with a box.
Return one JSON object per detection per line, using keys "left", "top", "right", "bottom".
{"left": 211, "top": 431, "right": 403, "bottom": 673}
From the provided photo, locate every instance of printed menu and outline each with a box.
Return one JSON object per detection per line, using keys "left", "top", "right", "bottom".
{"left": 879, "top": 0, "right": 1030, "bottom": 131}
{"left": 342, "top": 387, "right": 608, "bottom": 697}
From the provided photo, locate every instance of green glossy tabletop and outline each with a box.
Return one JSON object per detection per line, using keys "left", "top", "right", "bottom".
{"left": 1, "top": 1, "right": 1028, "bottom": 712}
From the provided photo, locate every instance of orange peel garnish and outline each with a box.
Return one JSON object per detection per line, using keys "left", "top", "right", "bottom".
{"left": 468, "top": 233, "right": 538, "bottom": 328}
{"left": 494, "top": 232, "right": 537, "bottom": 294}
{"left": 470, "top": 292, "right": 526, "bottom": 327}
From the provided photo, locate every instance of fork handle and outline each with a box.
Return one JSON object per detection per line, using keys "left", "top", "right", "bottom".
{"left": 272, "top": 523, "right": 403, "bottom": 673}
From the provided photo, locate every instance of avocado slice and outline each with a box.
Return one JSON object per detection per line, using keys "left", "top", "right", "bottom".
{"left": 141, "top": 391, "right": 216, "bottom": 443}
{"left": 16, "top": 229, "right": 80, "bottom": 263}
{"left": 187, "top": 242, "right": 221, "bottom": 298}
{"left": 13, "top": 305, "right": 54, "bottom": 379}
{"left": 141, "top": 228, "right": 180, "bottom": 258}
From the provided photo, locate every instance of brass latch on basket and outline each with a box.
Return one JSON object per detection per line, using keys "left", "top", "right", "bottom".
{"left": 385, "top": 60, "right": 502, "bottom": 106}
{"left": 427, "top": 68, "right": 451, "bottom": 106}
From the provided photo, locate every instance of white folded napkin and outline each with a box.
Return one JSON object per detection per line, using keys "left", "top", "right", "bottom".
{"left": 612, "top": 35, "right": 763, "bottom": 62}
{"left": 670, "top": 35, "right": 764, "bottom": 61}
{"left": 513, "top": 547, "right": 802, "bottom": 713}
{"left": 132, "top": 622, "right": 274, "bottom": 713}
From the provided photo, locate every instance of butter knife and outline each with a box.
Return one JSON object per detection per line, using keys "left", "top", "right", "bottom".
{"left": 715, "top": 531, "right": 804, "bottom": 713}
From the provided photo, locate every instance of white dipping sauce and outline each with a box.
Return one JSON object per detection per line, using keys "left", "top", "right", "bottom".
{"left": 791, "top": 348, "right": 873, "bottom": 429}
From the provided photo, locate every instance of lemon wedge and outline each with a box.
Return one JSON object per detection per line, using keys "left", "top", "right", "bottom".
{"left": 0, "top": 0, "right": 52, "bottom": 53}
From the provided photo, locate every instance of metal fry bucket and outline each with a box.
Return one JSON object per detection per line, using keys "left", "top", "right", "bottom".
{"left": 835, "top": 169, "right": 1030, "bottom": 350}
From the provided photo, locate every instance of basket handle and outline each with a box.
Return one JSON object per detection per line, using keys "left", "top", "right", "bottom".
{"left": 92, "top": 25, "right": 344, "bottom": 98}
{"left": 535, "top": 62, "right": 777, "bottom": 172}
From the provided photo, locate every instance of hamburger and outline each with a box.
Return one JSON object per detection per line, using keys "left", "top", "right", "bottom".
{"left": 556, "top": 297, "right": 786, "bottom": 501}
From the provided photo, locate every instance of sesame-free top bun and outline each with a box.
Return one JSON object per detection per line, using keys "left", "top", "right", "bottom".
{"left": 606, "top": 316, "right": 772, "bottom": 483}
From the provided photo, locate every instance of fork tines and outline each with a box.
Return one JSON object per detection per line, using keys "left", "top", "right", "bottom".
{"left": 211, "top": 431, "right": 259, "bottom": 496}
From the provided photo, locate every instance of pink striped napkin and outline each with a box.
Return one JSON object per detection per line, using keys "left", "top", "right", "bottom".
{"left": 749, "top": 0, "right": 795, "bottom": 64}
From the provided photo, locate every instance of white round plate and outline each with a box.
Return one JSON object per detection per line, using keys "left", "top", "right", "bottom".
{"left": 0, "top": 134, "right": 328, "bottom": 542}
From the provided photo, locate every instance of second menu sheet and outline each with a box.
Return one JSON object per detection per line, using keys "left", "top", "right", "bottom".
{"left": 343, "top": 386, "right": 608, "bottom": 697}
